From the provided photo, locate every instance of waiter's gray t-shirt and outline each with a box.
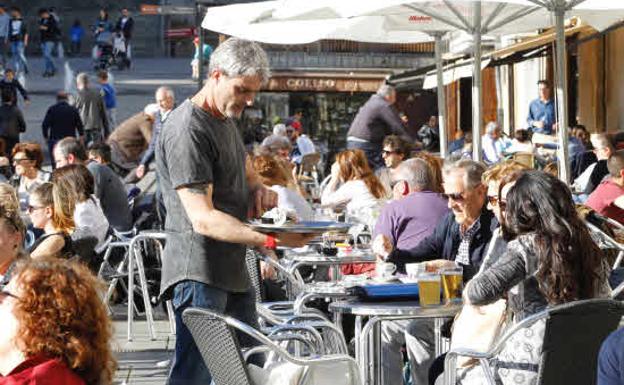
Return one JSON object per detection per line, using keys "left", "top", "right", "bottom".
{"left": 156, "top": 99, "right": 249, "bottom": 298}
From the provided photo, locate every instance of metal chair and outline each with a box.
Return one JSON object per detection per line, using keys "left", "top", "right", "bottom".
{"left": 443, "top": 299, "right": 624, "bottom": 385}
{"left": 182, "top": 307, "right": 362, "bottom": 385}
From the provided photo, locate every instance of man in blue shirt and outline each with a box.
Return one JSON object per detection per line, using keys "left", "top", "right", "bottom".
{"left": 527, "top": 80, "right": 556, "bottom": 135}
{"left": 97, "top": 70, "right": 117, "bottom": 129}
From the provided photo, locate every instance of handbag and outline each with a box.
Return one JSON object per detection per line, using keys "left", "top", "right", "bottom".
{"left": 450, "top": 299, "right": 508, "bottom": 368}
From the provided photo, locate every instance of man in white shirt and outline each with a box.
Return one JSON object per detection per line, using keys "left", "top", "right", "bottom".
{"left": 482, "top": 121, "right": 508, "bottom": 165}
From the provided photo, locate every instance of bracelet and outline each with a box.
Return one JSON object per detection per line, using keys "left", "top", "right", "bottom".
{"left": 264, "top": 234, "right": 277, "bottom": 250}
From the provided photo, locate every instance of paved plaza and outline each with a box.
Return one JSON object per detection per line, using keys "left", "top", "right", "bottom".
{"left": 18, "top": 56, "right": 195, "bottom": 385}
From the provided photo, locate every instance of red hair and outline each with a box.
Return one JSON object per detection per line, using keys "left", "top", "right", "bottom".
{"left": 336, "top": 149, "right": 386, "bottom": 199}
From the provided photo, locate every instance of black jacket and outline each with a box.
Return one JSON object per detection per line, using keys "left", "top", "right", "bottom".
{"left": 42, "top": 101, "right": 84, "bottom": 140}
{"left": 115, "top": 16, "right": 134, "bottom": 40}
{"left": 388, "top": 207, "right": 498, "bottom": 281}
{"left": 0, "top": 103, "right": 26, "bottom": 139}
{"left": 38, "top": 16, "right": 59, "bottom": 42}
{"left": 0, "top": 79, "right": 29, "bottom": 105}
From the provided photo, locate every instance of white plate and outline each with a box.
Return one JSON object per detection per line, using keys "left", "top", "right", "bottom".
{"left": 398, "top": 277, "right": 420, "bottom": 284}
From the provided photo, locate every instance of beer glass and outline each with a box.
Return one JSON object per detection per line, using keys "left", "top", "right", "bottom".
{"left": 441, "top": 266, "right": 463, "bottom": 303}
{"left": 418, "top": 273, "right": 441, "bottom": 307}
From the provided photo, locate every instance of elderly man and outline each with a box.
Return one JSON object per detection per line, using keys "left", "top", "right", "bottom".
{"left": 346, "top": 83, "right": 410, "bottom": 170}
{"left": 482, "top": 121, "right": 507, "bottom": 165}
{"left": 156, "top": 37, "right": 312, "bottom": 384}
{"left": 373, "top": 158, "right": 449, "bottom": 385}
{"left": 587, "top": 151, "right": 624, "bottom": 224}
{"left": 374, "top": 158, "right": 497, "bottom": 385}
{"left": 574, "top": 134, "right": 613, "bottom": 196}
{"left": 74, "top": 72, "right": 109, "bottom": 145}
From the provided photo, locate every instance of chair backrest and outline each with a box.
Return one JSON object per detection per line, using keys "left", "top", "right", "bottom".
{"left": 299, "top": 153, "right": 321, "bottom": 175}
{"left": 513, "top": 152, "right": 535, "bottom": 169}
{"left": 537, "top": 299, "right": 624, "bottom": 385}
{"left": 182, "top": 308, "right": 254, "bottom": 385}
{"left": 245, "top": 248, "right": 264, "bottom": 302}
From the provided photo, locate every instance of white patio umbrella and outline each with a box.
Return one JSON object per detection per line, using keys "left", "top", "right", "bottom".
{"left": 203, "top": 0, "right": 624, "bottom": 177}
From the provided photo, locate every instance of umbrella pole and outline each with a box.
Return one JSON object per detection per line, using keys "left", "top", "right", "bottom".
{"left": 472, "top": 1, "right": 483, "bottom": 162}
{"left": 434, "top": 33, "right": 448, "bottom": 159}
{"left": 554, "top": 3, "right": 570, "bottom": 183}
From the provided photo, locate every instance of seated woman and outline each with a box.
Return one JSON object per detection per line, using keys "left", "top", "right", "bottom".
{"left": 11, "top": 143, "right": 50, "bottom": 211}
{"left": 321, "top": 149, "right": 387, "bottom": 221}
{"left": 51, "top": 165, "right": 110, "bottom": 248}
{"left": 252, "top": 155, "right": 313, "bottom": 221}
{"left": 28, "top": 183, "right": 74, "bottom": 259}
{"left": 0, "top": 258, "right": 116, "bottom": 384}
{"left": 442, "top": 171, "right": 611, "bottom": 385}
{"left": 0, "top": 199, "right": 25, "bottom": 286}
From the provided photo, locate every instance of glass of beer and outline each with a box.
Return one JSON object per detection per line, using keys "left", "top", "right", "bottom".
{"left": 418, "top": 273, "right": 441, "bottom": 307}
{"left": 441, "top": 266, "right": 463, "bottom": 303}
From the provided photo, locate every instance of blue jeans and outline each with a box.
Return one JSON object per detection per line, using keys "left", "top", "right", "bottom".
{"left": 167, "top": 280, "right": 259, "bottom": 385}
{"left": 10, "top": 41, "right": 27, "bottom": 74}
{"left": 41, "top": 41, "right": 56, "bottom": 73}
{"left": 347, "top": 139, "right": 384, "bottom": 170}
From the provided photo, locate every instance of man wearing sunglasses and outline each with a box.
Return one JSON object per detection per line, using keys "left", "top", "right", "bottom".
{"left": 374, "top": 158, "right": 497, "bottom": 385}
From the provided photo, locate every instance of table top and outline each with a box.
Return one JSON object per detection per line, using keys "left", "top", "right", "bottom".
{"left": 329, "top": 300, "right": 462, "bottom": 318}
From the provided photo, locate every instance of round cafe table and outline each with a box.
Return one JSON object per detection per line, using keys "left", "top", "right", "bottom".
{"left": 330, "top": 300, "right": 462, "bottom": 385}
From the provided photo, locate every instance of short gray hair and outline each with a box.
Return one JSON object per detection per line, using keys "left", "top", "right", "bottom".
{"left": 76, "top": 72, "right": 89, "bottom": 86}
{"left": 443, "top": 158, "right": 486, "bottom": 189}
{"left": 155, "top": 86, "right": 174, "bottom": 100}
{"left": 485, "top": 121, "right": 499, "bottom": 135}
{"left": 590, "top": 133, "right": 613, "bottom": 151}
{"left": 208, "top": 37, "right": 271, "bottom": 85}
{"left": 376, "top": 84, "right": 395, "bottom": 98}
{"left": 394, "top": 158, "right": 432, "bottom": 191}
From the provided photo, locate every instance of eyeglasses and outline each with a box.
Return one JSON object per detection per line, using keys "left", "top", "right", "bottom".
{"left": 443, "top": 192, "right": 466, "bottom": 202}
{"left": 487, "top": 195, "right": 507, "bottom": 210}
{"left": 382, "top": 150, "right": 400, "bottom": 156}
{"left": 27, "top": 205, "right": 45, "bottom": 213}
{"left": 390, "top": 179, "right": 406, "bottom": 189}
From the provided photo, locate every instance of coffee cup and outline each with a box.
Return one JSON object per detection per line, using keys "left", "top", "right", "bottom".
{"left": 376, "top": 262, "right": 396, "bottom": 278}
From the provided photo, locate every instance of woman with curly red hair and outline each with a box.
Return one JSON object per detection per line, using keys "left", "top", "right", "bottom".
{"left": 0, "top": 259, "right": 116, "bottom": 384}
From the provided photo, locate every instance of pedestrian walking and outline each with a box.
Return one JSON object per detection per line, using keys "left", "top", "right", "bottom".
{"left": 42, "top": 91, "right": 84, "bottom": 164}
{"left": 0, "top": 68, "right": 29, "bottom": 107}
{"left": 97, "top": 71, "right": 116, "bottom": 129}
{"left": 48, "top": 7, "right": 63, "bottom": 59}
{"left": 115, "top": 7, "right": 134, "bottom": 67}
{"left": 69, "top": 19, "right": 84, "bottom": 56}
{"left": 8, "top": 7, "right": 28, "bottom": 75}
{"left": 0, "top": 88, "right": 26, "bottom": 157}
{"left": 0, "top": 6, "right": 10, "bottom": 70}
{"left": 38, "top": 8, "right": 59, "bottom": 77}
{"left": 74, "top": 72, "right": 108, "bottom": 145}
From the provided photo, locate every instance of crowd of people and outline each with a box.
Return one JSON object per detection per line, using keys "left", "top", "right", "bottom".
{"left": 0, "top": 33, "right": 622, "bottom": 385}
{"left": 0, "top": 5, "right": 134, "bottom": 77}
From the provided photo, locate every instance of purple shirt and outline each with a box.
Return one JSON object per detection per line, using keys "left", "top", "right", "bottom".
{"left": 373, "top": 191, "right": 449, "bottom": 250}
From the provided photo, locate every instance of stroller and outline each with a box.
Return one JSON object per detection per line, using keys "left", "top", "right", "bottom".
{"left": 93, "top": 29, "right": 114, "bottom": 70}
{"left": 112, "top": 32, "right": 130, "bottom": 70}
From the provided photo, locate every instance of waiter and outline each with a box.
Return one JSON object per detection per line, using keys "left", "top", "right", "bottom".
{"left": 156, "top": 37, "right": 312, "bottom": 384}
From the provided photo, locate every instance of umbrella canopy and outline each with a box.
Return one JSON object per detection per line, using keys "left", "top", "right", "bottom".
{"left": 203, "top": 0, "right": 624, "bottom": 178}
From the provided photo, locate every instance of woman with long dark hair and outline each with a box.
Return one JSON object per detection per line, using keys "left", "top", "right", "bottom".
{"left": 445, "top": 171, "right": 610, "bottom": 385}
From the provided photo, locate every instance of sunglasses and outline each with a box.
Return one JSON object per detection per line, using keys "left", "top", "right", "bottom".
{"left": 382, "top": 150, "right": 400, "bottom": 156}
{"left": 443, "top": 192, "right": 466, "bottom": 202}
{"left": 487, "top": 195, "right": 507, "bottom": 209}
{"left": 390, "top": 179, "right": 406, "bottom": 189}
